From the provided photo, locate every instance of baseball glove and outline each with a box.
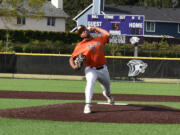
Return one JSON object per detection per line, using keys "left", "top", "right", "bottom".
{"left": 74, "top": 54, "right": 85, "bottom": 69}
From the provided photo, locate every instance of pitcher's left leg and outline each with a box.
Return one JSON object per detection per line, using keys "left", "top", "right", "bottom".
{"left": 97, "top": 65, "right": 114, "bottom": 104}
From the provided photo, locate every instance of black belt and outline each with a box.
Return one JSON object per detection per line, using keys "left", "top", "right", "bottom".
{"left": 90, "top": 66, "right": 104, "bottom": 70}
{"left": 96, "top": 66, "right": 104, "bottom": 70}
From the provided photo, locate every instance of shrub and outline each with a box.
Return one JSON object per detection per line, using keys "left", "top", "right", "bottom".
{"left": 1, "top": 29, "right": 180, "bottom": 57}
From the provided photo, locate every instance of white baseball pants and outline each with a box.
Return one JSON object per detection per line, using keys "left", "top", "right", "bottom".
{"left": 84, "top": 65, "right": 111, "bottom": 104}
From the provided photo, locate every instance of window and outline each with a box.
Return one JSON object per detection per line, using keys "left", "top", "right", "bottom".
{"left": 146, "top": 22, "right": 155, "bottom": 32}
{"left": 17, "top": 17, "right": 26, "bottom": 25}
{"left": 178, "top": 24, "right": 180, "bottom": 33}
{"left": 47, "top": 17, "right": 56, "bottom": 26}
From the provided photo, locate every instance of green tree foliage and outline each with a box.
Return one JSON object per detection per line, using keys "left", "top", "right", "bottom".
{"left": 0, "top": 0, "right": 46, "bottom": 18}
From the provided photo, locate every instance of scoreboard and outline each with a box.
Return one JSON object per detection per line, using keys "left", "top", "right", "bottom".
{"left": 87, "top": 14, "right": 144, "bottom": 36}
{"left": 87, "top": 14, "right": 144, "bottom": 44}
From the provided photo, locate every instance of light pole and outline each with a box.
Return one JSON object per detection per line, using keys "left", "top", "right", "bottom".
{"left": 129, "top": 36, "right": 140, "bottom": 82}
{"left": 130, "top": 36, "right": 140, "bottom": 57}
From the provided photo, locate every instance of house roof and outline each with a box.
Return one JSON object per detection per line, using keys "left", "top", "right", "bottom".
{"left": 104, "top": 5, "right": 180, "bottom": 23}
{"left": 42, "top": 2, "right": 69, "bottom": 18}
{"left": 0, "top": 1, "right": 69, "bottom": 18}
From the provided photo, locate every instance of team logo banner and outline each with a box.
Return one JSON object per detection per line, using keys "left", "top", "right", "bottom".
{"left": 127, "top": 59, "right": 148, "bottom": 77}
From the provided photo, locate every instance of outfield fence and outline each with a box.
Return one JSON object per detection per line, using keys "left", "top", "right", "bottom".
{"left": 0, "top": 52, "right": 180, "bottom": 81}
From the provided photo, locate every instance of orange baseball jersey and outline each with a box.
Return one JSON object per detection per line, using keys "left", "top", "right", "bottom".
{"left": 72, "top": 35, "right": 109, "bottom": 67}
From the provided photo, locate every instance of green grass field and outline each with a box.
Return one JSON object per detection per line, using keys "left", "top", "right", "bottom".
{"left": 0, "top": 78, "right": 180, "bottom": 135}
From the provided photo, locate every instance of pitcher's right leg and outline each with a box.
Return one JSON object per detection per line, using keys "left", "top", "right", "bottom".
{"left": 84, "top": 67, "right": 97, "bottom": 113}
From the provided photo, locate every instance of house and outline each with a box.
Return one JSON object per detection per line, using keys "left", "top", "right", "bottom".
{"left": 72, "top": 0, "right": 180, "bottom": 38}
{"left": 0, "top": 0, "right": 69, "bottom": 32}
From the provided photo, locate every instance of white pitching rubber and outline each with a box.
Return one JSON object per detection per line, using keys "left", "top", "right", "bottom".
{"left": 97, "top": 102, "right": 128, "bottom": 106}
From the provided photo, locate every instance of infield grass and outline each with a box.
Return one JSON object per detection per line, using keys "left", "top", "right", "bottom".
{"left": 0, "top": 78, "right": 180, "bottom": 95}
{"left": 0, "top": 99, "right": 83, "bottom": 109}
{"left": 0, "top": 118, "right": 180, "bottom": 135}
{"left": 0, "top": 78, "right": 180, "bottom": 135}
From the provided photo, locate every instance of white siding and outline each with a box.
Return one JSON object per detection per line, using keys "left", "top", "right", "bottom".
{"left": 0, "top": 17, "right": 66, "bottom": 32}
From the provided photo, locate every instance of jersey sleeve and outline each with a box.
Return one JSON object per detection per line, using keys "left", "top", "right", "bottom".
{"left": 72, "top": 45, "right": 81, "bottom": 58}
{"left": 72, "top": 43, "right": 85, "bottom": 58}
{"left": 101, "top": 34, "right": 109, "bottom": 45}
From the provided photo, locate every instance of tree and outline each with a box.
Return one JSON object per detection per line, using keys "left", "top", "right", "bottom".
{"left": 0, "top": 0, "right": 46, "bottom": 18}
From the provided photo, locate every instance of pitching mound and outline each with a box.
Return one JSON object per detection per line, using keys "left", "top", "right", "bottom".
{"left": 0, "top": 103, "right": 180, "bottom": 124}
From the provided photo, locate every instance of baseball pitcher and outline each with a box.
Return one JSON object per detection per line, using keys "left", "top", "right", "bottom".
{"left": 69, "top": 25, "right": 114, "bottom": 114}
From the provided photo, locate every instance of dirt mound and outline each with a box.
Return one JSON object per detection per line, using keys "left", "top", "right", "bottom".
{"left": 0, "top": 103, "right": 180, "bottom": 124}
{"left": 1, "top": 90, "right": 180, "bottom": 102}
